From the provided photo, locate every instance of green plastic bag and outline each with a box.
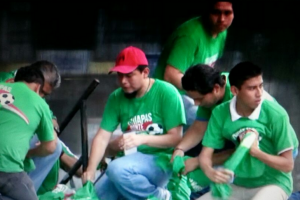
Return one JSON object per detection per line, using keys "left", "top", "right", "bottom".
{"left": 38, "top": 181, "right": 99, "bottom": 200}
{"left": 38, "top": 191, "right": 65, "bottom": 200}
{"left": 211, "top": 131, "right": 257, "bottom": 200}
{"left": 154, "top": 153, "right": 191, "bottom": 200}
{"left": 71, "top": 181, "right": 99, "bottom": 200}
{"left": 168, "top": 156, "right": 191, "bottom": 200}
{"left": 38, "top": 184, "right": 75, "bottom": 200}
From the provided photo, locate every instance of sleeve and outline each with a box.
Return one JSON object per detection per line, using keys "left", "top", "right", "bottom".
{"left": 202, "top": 109, "right": 225, "bottom": 149}
{"left": 100, "top": 92, "right": 120, "bottom": 132}
{"left": 196, "top": 106, "right": 211, "bottom": 121}
{"left": 161, "top": 85, "right": 186, "bottom": 131}
{"left": 36, "top": 103, "right": 55, "bottom": 142}
{"left": 271, "top": 114, "right": 297, "bottom": 155}
{"left": 166, "top": 36, "right": 198, "bottom": 73}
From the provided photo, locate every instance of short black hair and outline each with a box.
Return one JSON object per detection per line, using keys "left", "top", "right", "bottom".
{"left": 229, "top": 61, "right": 262, "bottom": 89}
{"left": 30, "top": 60, "right": 61, "bottom": 89}
{"left": 136, "top": 65, "right": 148, "bottom": 72}
{"left": 14, "top": 65, "right": 45, "bottom": 87}
{"left": 202, "top": 0, "right": 234, "bottom": 16}
{"left": 182, "top": 64, "right": 225, "bottom": 95}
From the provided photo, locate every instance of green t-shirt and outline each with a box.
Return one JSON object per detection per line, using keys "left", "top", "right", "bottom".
{"left": 196, "top": 72, "right": 232, "bottom": 121}
{"left": 153, "top": 17, "right": 227, "bottom": 94}
{"left": 37, "top": 142, "right": 77, "bottom": 195}
{"left": 0, "top": 70, "right": 56, "bottom": 119}
{"left": 0, "top": 82, "right": 54, "bottom": 172}
{"left": 0, "top": 71, "right": 16, "bottom": 83}
{"left": 101, "top": 79, "right": 186, "bottom": 154}
{"left": 202, "top": 96, "right": 299, "bottom": 195}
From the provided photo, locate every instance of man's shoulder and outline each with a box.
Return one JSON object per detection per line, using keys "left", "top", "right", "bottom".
{"left": 174, "top": 17, "right": 204, "bottom": 37}
{"left": 153, "top": 79, "right": 179, "bottom": 93}
{"left": 109, "top": 87, "right": 123, "bottom": 97}
{"left": 262, "top": 98, "right": 288, "bottom": 118}
{"left": 214, "top": 100, "right": 231, "bottom": 114}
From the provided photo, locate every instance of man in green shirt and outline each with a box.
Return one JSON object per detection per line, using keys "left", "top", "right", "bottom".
{"left": 168, "top": 64, "right": 235, "bottom": 197}
{"left": 0, "top": 66, "right": 56, "bottom": 200}
{"left": 0, "top": 61, "right": 81, "bottom": 194}
{"left": 82, "top": 46, "right": 186, "bottom": 200}
{"left": 199, "top": 62, "right": 298, "bottom": 199}
{"left": 153, "top": 1, "right": 234, "bottom": 128}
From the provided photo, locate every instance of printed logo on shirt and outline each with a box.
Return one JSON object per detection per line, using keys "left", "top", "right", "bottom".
{"left": 0, "top": 89, "right": 29, "bottom": 124}
{"left": 205, "top": 54, "right": 218, "bottom": 67}
{"left": 232, "top": 127, "right": 262, "bottom": 142}
{"left": 127, "top": 113, "right": 164, "bottom": 135}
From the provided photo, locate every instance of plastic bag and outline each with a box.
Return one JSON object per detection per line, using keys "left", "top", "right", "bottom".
{"left": 71, "top": 181, "right": 99, "bottom": 200}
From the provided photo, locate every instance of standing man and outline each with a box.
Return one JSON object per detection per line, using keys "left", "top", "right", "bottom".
{"left": 153, "top": 1, "right": 234, "bottom": 128}
{"left": 198, "top": 62, "right": 298, "bottom": 200}
{"left": 0, "top": 66, "right": 56, "bottom": 200}
{"left": 82, "top": 46, "right": 186, "bottom": 200}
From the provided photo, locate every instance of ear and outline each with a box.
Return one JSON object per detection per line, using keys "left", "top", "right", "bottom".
{"left": 143, "top": 67, "right": 150, "bottom": 78}
{"left": 230, "top": 85, "right": 239, "bottom": 96}
{"left": 213, "top": 84, "right": 221, "bottom": 94}
{"left": 33, "top": 83, "right": 42, "bottom": 94}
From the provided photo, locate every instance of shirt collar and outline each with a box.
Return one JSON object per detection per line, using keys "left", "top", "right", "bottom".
{"left": 230, "top": 96, "right": 262, "bottom": 121}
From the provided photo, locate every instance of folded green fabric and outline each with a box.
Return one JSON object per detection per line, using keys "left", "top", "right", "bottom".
{"left": 211, "top": 131, "right": 257, "bottom": 200}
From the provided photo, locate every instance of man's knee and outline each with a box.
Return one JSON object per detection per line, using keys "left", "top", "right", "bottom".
{"left": 106, "top": 158, "right": 134, "bottom": 181}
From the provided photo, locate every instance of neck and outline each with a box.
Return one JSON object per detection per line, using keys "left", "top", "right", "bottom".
{"left": 202, "top": 18, "right": 218, "bottom": 38}
{"left": 235, "top": 100, "right": 254, "bottom": 117}
{"left": 136, "top": 78, "right": 151, "bottom": 98}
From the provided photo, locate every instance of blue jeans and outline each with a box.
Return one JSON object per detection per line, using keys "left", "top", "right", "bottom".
{"left": 0, "top": 171, "right": 37, "bottom": 200}
{"left": 27, "top": 135, "right": 62, "bottom": 191}
{"left": 181, "top": 95, "right": 198, "bottom": 132}
{"left": 94, "top": 152, "right": 171, "bottom": 200}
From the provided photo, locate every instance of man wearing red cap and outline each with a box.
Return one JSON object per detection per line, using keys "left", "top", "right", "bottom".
{"left": 82, "top": 46, "right": 186, "bottom": 200}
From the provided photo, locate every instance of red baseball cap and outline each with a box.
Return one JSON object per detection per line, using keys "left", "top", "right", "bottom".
{"left": 109, "top": 46, "right": 148, "bottom": 74}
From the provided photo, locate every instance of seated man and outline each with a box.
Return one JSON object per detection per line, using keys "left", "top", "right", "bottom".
{"left": 0, "top": 66, "right": 56, "bottom": 200}
{"left": 170, "top": 64, "right": 235, "bottom": 197}
{"left": 0, "top": 61, "right": 79, "bottom": 192}
{"left": 199, "top": 61, "right": 298, "bottom": 200}
{"left": 82, "top": 46, "right": 186, "bottom": 200}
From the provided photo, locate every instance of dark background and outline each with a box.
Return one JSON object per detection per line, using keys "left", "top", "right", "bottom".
{"left": 1, "top": 1, "right": 300, "bottom": 190}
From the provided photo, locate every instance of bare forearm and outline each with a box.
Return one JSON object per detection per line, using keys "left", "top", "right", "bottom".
{"left": 199, "top": 154, "right": 214, "bottom": 175}
{"left": 27, "top": 141, "right": 56, "bottom": 157}
{"left": 87, "top": 135, "right": 109, "bottom": 173}
{"left": 143, "top": 134, "right": 181, "bottom": 148}
{"left": 164, "top": 65, "right": 183, "bottom": 90}
{"left": 252, "top": 150, "right": 294, "bottom": 172}
{"left": 177, "top": 121, "right": 207, "bottom": 151}
{"left": 212, "top": 149, "right": 235, "bottom": 166}
{"left": 105, "top": 139, "right": 121, "bottom": 157}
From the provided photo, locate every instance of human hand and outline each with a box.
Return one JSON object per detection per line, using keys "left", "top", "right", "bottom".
{"left": 205, "top": 167, "right": 233, "bottom": 183}
{"left": 81, "top": 170, "right": 95, "bottom": 185}
{"left": 182, "top": 157, "right": 198, "bottom": 175}
{"left": 122, "top": 133, "right": 145, "bottom": 150}
{"left": 171, "top": 148, "right": 184, "bottom": 163}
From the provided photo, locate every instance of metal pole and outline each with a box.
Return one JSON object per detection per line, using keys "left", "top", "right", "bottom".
{"left": 58, "top": 79, "right": 99, "bottom": 136}
{"left": 81, "top": 100, "right": 88, "bottom": 172}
